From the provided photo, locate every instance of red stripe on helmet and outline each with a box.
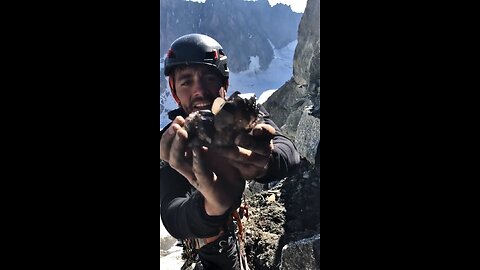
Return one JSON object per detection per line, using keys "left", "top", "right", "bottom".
{"left": 167, "top": 48, "right": 175, "bottom": 58}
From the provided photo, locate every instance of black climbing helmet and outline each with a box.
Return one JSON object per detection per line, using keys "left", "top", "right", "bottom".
{"left": 163, "top": 33, "right": 229, "bottom": 79}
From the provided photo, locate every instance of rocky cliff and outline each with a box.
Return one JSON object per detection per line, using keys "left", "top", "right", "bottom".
{"left": 244, "top": 0, "right": 320, "bottom": 269}
{"left": 160, "top": 0, "right": 302, "bottom": 72}
{"left": 263, "top": 0, "right": 320, "bottom": 164}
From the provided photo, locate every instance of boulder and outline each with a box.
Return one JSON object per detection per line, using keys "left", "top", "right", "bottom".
{"left": 263, "top": 79, "right": 310, "bottom": 134}
{"left": 280, "top": 234, "right": 320, "bottom": 270}
{"left": 294, "top": 107, "right": 320, "bottom": 164}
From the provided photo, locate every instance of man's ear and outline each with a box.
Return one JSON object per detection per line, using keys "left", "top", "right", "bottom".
{"left": 221, "top": 79, "right": 228, "bottom": 97}
{"left": 219, "top": 87, "right": 227, "bottom": 99}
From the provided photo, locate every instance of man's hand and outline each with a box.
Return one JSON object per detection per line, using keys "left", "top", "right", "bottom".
{"left": 160, "top": 116, "right": 193, "bottom": 178}
{"left": 192, "top": 147, "right": 245, "bottom": 215}
{"left": 215, "top": 123, "right": 275, "bottom": 180}
{"left": 160, "top": 116, "right": 245, "bottom": 216}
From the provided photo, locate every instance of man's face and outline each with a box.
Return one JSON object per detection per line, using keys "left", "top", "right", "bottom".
{"left": 173, "top": 64, "right": 226, "bottom": 114}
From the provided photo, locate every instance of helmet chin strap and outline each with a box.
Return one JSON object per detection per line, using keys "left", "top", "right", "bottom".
{"left": 168, "top": 76, "right": 181, "bottom": 105}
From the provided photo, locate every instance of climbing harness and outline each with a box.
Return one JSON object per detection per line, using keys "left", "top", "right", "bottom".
{"left": 180, "top": 195, "right": 250, "bottom": 270}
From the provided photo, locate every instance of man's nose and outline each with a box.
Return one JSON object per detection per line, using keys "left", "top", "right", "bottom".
{"left": 191, "top": 76, "right": 206, "bottom": 98}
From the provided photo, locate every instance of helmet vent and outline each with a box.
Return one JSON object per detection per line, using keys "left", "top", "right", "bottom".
{"left": 204, "top": 50, "right": 218, "bottom": 61}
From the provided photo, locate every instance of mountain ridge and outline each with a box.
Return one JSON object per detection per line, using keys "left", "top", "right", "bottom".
{"left": 160, "top": 0, "right": 302, "bottom": 72}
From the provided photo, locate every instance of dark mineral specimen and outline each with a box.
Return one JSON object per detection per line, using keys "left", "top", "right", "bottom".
{"left": 184, "top": 91, "right": 259, "bottom": 148}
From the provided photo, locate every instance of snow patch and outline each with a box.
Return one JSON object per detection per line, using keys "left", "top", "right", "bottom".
{"left": 248, "top": 56, "right": 260, "bottom": 72}
{"left": 237, "top": 89, "right": 276, "bottom": 105}
{"left": 237, "top": 93, "right": 256, "bottom": 100}
{"left": 267, "top": 39, "right": 275, "bottom": 50}
{"left": 160, "top": 77, "right": 178, "bottom": 130}
{"left": 160, "top": 245, "right": 185, "bottom": 270}
{"left": 228, "top": 40, "right": 296, "bottom": 98}
{"left": 160, "top": 218, "right": 169, "bottom": 236}
{"left": 257, "top": 89, "right": 277, "bottom": 104}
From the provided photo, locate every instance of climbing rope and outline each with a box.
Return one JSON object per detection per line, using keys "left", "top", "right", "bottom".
{"left": 234, "top": 194, "right": 250, "bottom": 270}
{"left": 180, "top": 195, "right": 251, "bottom": 270}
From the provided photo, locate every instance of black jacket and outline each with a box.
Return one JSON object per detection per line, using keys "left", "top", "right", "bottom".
{"left": 160, "top": 105, "right": 300, "bottom": 239}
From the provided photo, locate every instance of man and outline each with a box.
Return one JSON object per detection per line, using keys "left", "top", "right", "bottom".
{"left": 160, "top": 33, "right": 300, "bottom": 270}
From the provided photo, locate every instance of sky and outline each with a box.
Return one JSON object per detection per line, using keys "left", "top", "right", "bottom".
{"left": 185, "top": 0, "right": 307, "bottom": 13}
{"left": 267, "top": 0, "right": 307, "bottom": 13}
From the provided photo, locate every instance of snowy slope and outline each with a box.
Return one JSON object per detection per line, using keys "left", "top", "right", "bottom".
{"left": 228, "top": 40, "right": 296, "bottom": 99}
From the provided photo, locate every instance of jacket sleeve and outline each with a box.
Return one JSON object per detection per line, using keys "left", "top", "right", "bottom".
{"left": 160, "top": 165, "right": 232, "bottom": 239}
{"left": 160, "top": 125, "right": 231, "bottom": 239}
{"left": 254, "top": 105, "right": 301, "bottom": 183}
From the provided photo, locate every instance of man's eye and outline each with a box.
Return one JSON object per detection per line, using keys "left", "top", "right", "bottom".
{"left": 180, "top": 80, "right": 192, "bottom": 86}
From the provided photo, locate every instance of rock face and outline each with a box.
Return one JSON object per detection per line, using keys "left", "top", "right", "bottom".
{"left": 160, "top": 0, "right": 302, "bottom": 72}
{"left": 263, "top": 0, "right": 320, "bottom": 162}
{"left": 244, "top": 158, "right": 320, "bottom": 270}
{"left": 280, "top": 234, "right": 320, "bottom": 270}
{"left": 295, "top": 108, "right": 320, "bottom": 164}
{"left": 262, "top": 79, "right": 311, "bottom": 138}
{"left": 243, "top": 0, "right": 320, "bottom": 269}
{"left": 293, "top": 0, "right": 320, "bottom": 86}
